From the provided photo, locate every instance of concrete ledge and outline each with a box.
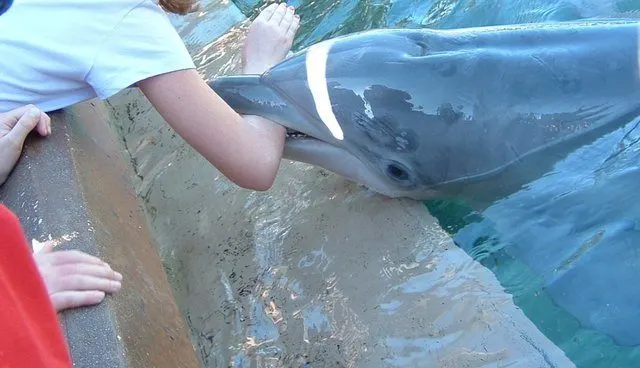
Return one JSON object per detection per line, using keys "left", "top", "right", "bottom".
{"left": 0, "top": 100, "right": 199, "bottom": 368}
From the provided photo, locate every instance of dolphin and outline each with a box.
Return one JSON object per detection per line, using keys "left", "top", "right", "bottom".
{"left": 209, "top": 20, "right": 640, "bottom": 203}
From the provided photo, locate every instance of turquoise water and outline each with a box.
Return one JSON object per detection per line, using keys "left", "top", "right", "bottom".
{"left": 230, "top": 0, "right": 640, "bottom": 366}
{"left": 236, "top": 0, "right": 638, "bottom": 50}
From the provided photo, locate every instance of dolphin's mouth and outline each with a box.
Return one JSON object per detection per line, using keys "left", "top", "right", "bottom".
{"left": 282, "top": 130, "right": 398, "bottom": 198}
{"left": 285, "top": 127, "right": 312, "bottom": 140}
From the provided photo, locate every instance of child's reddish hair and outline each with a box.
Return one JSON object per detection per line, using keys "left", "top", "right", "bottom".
{"left": 158, "top": 0, "right": 199, "bottom": 14}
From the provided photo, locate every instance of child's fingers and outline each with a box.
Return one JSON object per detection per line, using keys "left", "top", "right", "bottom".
{"left": 54, "top": 263, "right": 123, "bottom": 282}
{"left": 271, "top": 3, "right": 287, "bottom": 24}
{"left": 286, "top": 14, "right": 300, "bottom": 39}
{"left": 257, "top": 2, "right": 278, "bottom": 22}
{"left": 52, "top": 274, "right": 122, "bottom": 294}
{"left": 0, "top": 104, "right": 37, "bottom": 122}
{"left": 50, "top": 290, "right": 106, "bottom": 312}
{"left": 281, "top": 5, "right": 295, "bottom": 27}
{"left": 40, "top": 249, "right": 109, "bottom": 266}
{"left": 36, "top": 111, "right": 51, "bottom": 137}
{"left": 4, "top": 107, "right": 41, "bottom": 145}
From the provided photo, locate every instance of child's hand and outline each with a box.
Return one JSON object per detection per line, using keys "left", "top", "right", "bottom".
{"left": 0, "top": 105, "right": 51, "bottom": 185}
{"left": 33, "top": 241, "right": 123, "bottom": 312}
{"left": 242, "top": 2, "right": 300, "bottom": 75}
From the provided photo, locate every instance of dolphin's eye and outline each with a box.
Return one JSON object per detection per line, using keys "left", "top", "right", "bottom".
{"left": 386, "top": 162, "right": 410, "bottom": 182}
{"left": 382, "top": 160, "right": 415, "bottom": 188}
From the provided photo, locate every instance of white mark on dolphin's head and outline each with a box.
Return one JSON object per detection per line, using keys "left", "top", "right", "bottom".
{"left": 305, "top": 40, "right": 345, "bottom": 141}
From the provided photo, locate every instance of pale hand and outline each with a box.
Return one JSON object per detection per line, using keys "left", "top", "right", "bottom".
{"left": 0, "top": 105, "right": 51, "bottom": 185}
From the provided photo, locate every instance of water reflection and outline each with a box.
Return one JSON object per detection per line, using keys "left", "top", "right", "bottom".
{"left": 428, "top": 118, "right": 640, "bottom": 366}
{"left": 230, "top": 0, "right": 628, "bottom": 52}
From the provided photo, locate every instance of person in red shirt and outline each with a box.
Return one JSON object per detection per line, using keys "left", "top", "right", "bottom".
{"left": 0, "top": 202, "right": 75, "bottom": 367}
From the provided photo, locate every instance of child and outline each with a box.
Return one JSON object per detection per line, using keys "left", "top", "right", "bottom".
{"left": 0, "top": 0, "right": 300, "bottom": 309}
{"left": 0, "top": 1, "right": 300, "bottom": 364}
{"left": 0, "top": 0, "right": 300, "bottom": 191}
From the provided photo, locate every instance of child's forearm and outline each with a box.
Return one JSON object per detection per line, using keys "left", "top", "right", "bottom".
{"left": 138, "top": 69, "right": 285, "bottom": 191}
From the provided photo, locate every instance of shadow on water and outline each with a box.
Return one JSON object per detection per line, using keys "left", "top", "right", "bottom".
{"left": 229, "top": 0, "right": 640, "bottom": 366}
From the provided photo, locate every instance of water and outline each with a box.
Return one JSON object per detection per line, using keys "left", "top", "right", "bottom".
{"left": 234, "top": 0, "right": 633, "bottom": 50}
{"left": 234, "top": 0, "right": 640, "bottom": 365}
{"left": 231, "top": 0, "right": 640, "bottom": 365}
{"left": 136, "top": 0, "right": 640, "bottom": 366}
{"left": 426, "top": 127, "right": 640, "bottom": 366}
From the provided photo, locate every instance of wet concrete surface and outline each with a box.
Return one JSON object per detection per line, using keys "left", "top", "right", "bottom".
{"left": 103, "top": 1, "right": 576, "bottom": 367}
{"left": 0, "top": 102, "right": 199, "bottom": 367}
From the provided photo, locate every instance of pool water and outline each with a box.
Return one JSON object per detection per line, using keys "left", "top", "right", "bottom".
{"left": 235, "top": 0, "right": 634, "bottom": 50}
{"left": 228, "top": 0, "right": 640, "bottom": 366}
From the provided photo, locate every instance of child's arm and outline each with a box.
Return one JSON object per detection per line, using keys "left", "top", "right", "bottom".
{"left": 138, "top": 69, "right": 286, "bottom": 191}
{"left": 138, "top": 3, "right": 299, "bottom": 191}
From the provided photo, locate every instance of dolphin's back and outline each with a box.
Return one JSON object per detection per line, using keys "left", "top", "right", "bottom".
{"left": 414, "top": 21, "right": 640, "bottom": 188}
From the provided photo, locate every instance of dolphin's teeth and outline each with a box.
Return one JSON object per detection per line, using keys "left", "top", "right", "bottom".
{"left": 285, "top": 128, "right": 309, "bottom": 139}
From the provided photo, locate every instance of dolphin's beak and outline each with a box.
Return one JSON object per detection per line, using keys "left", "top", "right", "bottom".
{"left": 283, "top": 137, "right": 395, "bottom": 196}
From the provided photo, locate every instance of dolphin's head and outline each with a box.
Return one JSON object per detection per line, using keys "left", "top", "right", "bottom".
{"left": 266, "top": 29, "right": 480, "bottom": 200}
{"left": 280, "top": 84, "right": 446, "bottom": 200}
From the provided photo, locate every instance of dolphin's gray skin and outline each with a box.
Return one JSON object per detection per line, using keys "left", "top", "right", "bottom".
{"left": 209, "top": 20, "right": 640, "bottom": 203}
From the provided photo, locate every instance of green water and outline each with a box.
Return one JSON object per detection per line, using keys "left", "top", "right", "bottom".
{"left": 236, "top": 0, "right": 639, "bottom": 50}
{"left": 426, "top": 199, "right": 640, "bottom": 367}
{"left": 230, "top": 0, "right": 640, "bottom": 366}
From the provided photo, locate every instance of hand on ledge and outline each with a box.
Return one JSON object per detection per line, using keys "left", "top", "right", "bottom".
{"left": 33, "top": 241, "right": 123, "bottom": 312}
{"left": 0, "top": 105, "right": 51, "bottom": 185}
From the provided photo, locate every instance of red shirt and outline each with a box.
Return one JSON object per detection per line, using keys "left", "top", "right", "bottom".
{"left": 0, "top": 204, "right": 72, "bottom": 367}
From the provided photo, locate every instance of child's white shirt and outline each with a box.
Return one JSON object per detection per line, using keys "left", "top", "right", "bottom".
{"left": 0, "top": 0, "right": 196, "bottom": 112}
